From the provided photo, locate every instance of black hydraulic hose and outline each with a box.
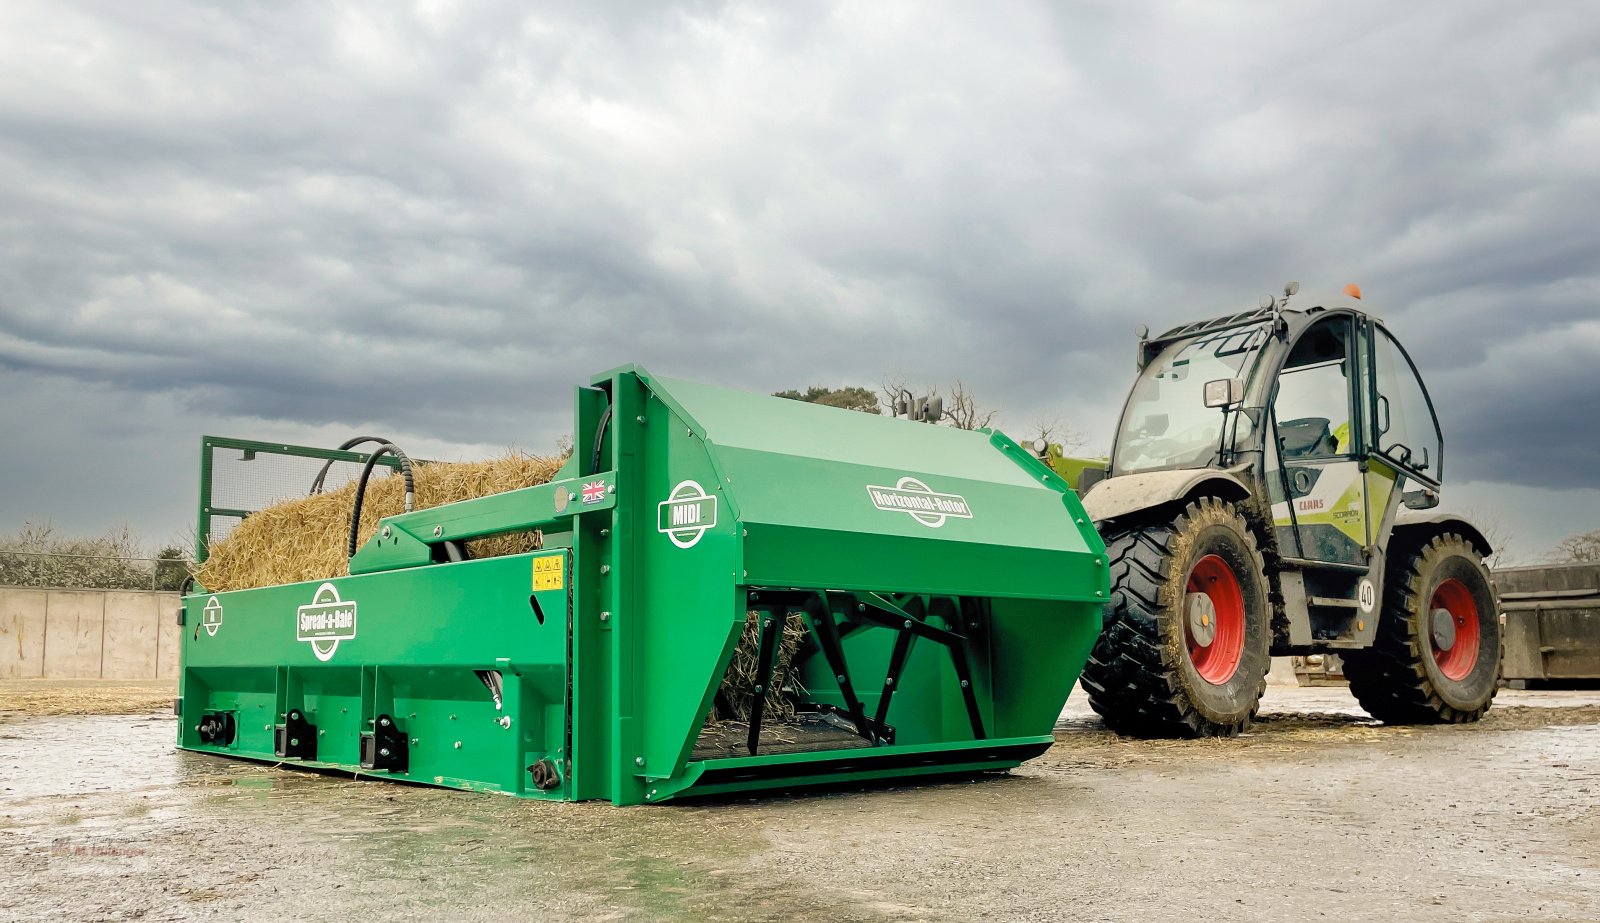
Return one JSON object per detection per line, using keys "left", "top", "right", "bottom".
{"left": 588, "top": 403, "right": 613, "bottom": 476}
{"left": 347, "top": 442, "right": 416, "bottom": 560}
{"left": 310, "top": 436, "right": 396, "bottom": 495}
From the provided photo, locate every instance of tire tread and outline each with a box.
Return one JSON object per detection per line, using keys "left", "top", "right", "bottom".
{"left": 1344, "top": 533, "right": 1500, "bottom": 724}
{"left": 1078, "top": 498, "right": 1269, "bottom": 738}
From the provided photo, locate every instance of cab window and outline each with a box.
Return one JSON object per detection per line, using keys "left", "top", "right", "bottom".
{"left": 1274, "top": 316, "right": 1355, "bottom": 459}
{"left": 1372, "top": 327, "right": 1442, "bottom": 478}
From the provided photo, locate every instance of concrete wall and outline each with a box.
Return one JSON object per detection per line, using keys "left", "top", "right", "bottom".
{"left": 0, "top": 586, "right": 180, "bottom": 680}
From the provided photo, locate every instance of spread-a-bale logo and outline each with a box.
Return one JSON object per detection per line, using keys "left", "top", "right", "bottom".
{"left": 658, "top": 480, "right": 717, "bottom": 549}
{"left": 202, "top": 596, "right": 223, "bottom": 637}
{"left": 867, "top": 477, "right": 973, "bottom": 528}
{"left": 296, "top": 583, "right": 358, "bottom": 661}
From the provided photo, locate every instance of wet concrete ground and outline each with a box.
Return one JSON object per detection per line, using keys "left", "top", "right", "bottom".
{"left": 3, "top": 685, "right": 1599, "bottom": 922}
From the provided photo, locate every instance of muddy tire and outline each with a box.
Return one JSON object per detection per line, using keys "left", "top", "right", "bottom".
{"left": 1079, "top": 498, "right": 1272, "bottom": 738}
{"left": 1344, "top": 533, "right": 1500, "bottom": 724}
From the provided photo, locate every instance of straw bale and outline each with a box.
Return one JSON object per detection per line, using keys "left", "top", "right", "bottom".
{"left": 714, "top": 611, "right": 809, "bottom": 723}
{"left": 197, "top": 453, "right": 566, "bottom": 592}
{"left": 199, "top": 449, "right": 812, "bottom": 726}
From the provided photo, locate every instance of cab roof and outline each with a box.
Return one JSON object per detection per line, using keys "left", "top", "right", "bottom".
{"left": 1151, "top": 293, "right": 1376, "bottom": 347}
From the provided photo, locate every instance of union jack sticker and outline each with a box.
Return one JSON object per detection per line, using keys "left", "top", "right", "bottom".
{"left": 581, "top": 481, "right": 607, "bottom": 504}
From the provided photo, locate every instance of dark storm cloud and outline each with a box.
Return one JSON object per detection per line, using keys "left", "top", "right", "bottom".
{"left": 0, "top": 1, "right": 1597, "bottom": 548}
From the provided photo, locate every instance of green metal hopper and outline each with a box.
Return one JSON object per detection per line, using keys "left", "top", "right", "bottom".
{"left": 178, "top": 365, "right": 1108, "bottom": 803}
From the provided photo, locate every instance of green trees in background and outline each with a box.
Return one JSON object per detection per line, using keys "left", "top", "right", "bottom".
{"left": 152, "top": 544, "right": 193, "bottom": 591}
{"left": 0, "top": 521, "right": 192, "bottom": 590}
{"left": 771, "top": 385, "right": 882, "bottom": 414}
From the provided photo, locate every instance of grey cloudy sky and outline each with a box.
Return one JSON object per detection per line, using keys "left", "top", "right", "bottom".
{"left": 1, "top": 1, "right": 1596, "bottom": 561}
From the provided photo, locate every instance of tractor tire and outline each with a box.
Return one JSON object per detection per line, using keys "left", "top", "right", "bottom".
{"left": 1078, "top": 497, "right": 1272, "bottom": 738}
{"left": 1343, "top": 533, "right": 1500, "bottom": 724}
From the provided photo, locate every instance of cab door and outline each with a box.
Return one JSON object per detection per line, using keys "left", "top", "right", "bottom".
{"left": 1269, "top": 314, "right": 1370, "bottom": 566}
{"left": 1362, "top": 318, "right": 1446, "bottom": 536}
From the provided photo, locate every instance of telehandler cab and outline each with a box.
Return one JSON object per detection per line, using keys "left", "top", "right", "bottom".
{"left": 1075, "top": 283, "right": 1500, "bottom": 737}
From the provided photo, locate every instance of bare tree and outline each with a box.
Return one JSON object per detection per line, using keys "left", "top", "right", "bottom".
{"left": 877, "top": 375, "right": 1088, "bottom": 444}
{"left": 878, "top": 374, "right": 912, "bottom": 416}
{"left": 1459, "top": 508, "right": 1517, "bottom": 569}
{"left": 881, "top": 375, "right": 1001, "bottom": 430}
{"left": 1022, "top": 415, "right": 1089, "bottom": 454}
{"left": 1550, "top": 528, "right": 1600, "bottom": 564}
{"left": 941, "top": 380, "right": 999, "bottom": 431}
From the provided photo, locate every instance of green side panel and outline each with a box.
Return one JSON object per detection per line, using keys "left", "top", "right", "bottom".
{"left": 987, "top": 596, "right": 1101, "bottom": 737}
{"left": 180, "top": 552, "right": 571, "bottom": 797}
{"left": 642, "top": 373, "right": 1106, "bottom": 602}
{"left": 631, "top": 392, "right": 745, "bottom": 788}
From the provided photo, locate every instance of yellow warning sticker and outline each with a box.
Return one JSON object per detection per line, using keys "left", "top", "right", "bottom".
{"left": 532, "top": 554, "right": 564, "bottom": 592}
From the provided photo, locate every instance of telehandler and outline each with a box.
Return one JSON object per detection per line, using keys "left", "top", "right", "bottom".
{"left": 1072, "top": 284, "right": 1500, "bottom": 737}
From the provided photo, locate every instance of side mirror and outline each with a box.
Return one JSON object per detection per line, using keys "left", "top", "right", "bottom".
{"left": 1402, "top": 488, "right": 1440, "bottom": 510}
{"left": 1204, "top": 378, "right": 1245, "bottom": 408}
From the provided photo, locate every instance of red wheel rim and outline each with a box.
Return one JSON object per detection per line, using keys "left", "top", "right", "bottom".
{"left": 1186, "top": 554, "right": 1246, "bottom": 684}
{"left": 1429, "top": 578, "right": 1481, "bottom": 681}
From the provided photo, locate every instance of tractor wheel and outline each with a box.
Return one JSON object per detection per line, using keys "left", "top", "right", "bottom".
{"left": 1344, "top": 533, "right": 1500, "bottom": 724}
{"left": 1078, "top": 497, "right": 1271, "bottom": 738}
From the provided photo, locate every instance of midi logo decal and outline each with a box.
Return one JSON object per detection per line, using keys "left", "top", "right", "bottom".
{"left": 867, "top": 477, "right": 972, "bottom": 528}
{"left": 658, "top": 480, "right": 718, "bottom": 549}
{"left": 201, "top": 596, "right": 224, "bottom": 637}
{"left": 296, "top": 582, "right": 358, "bottom": 661}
